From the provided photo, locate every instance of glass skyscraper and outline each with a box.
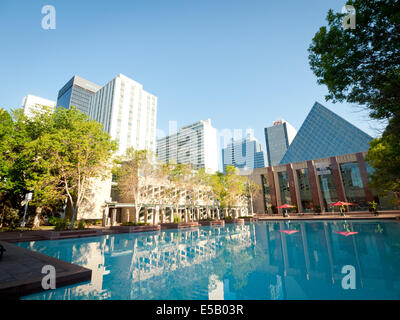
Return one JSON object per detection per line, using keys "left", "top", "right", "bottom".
{"left": 222, "top": 134, "right": 266, "bottom": 172}
{"left": 280, "top": 102, "right": 373, "bottom": 164}
{"left": 57, "top": 75, "right": 101, "bottom": 114}
{"left": 264, "top": 120, "right": 297, "bottom": 166}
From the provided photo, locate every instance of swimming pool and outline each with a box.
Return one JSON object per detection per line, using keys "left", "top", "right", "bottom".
{"left": 17, "top": 220, "right": 400, "bottom": 300}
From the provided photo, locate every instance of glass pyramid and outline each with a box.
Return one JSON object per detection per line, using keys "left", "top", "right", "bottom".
{"left": 280, "top": 102, "right": 373, "bottom": 164}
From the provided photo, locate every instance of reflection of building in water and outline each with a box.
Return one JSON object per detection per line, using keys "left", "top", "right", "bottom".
{"left": 208, "top": 274, "right": 224, "bottom": 300}
{"left": 269, "top": 275, "right": 283, "bottom": 300}
{"left": 99, "top": 225, "right": 254, "bottom": 295}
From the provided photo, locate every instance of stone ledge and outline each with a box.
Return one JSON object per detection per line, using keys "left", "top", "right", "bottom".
{"left": 0, "top": 241, "right": 91, "bottom": 299}
{"left": 224, "top": 218, "right": 245, "bottom": 224}
{"left": 198, "top": 220, "right": 225, "bottom": 227}
{"left": 110, "top": 225, "right": 161, "bottom": 233}
{"left": 160, "top": 222, "right": 199, "bottom": 229}
{"left": 37, "top": 228, "right": 103, "bottom": 240}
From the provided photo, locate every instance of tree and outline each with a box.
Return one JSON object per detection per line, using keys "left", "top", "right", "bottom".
{"left": 210, "top": 166, "right": 247, "bottom": 214}
{"left": 29, "top": 107, "right": 117, "bottom": 229}
{"left": 366, "top": 117, "right": 400, "bottom": 199}
{"left": 308, "top": 0, "right": 400, "bottom": 120}
{"left": 309, "top": 0, "right": 400, "bottom": 199}
{"left": 0, "top": 107, "right": 55, "bottom": 228}
{"left": 243, "top": 177, "right": 261, "bottom": 214}
{"left": 115, "top": 148, "right": 156, "bottom": 223}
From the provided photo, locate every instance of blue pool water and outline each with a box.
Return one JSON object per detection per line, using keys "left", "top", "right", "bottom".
{"left": 17, "top": 220, "right": 400, "bottom": 300}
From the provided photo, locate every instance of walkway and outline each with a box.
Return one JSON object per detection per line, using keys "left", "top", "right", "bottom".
{"left": 0, "top": 241, "right": 91, "bottom": 299}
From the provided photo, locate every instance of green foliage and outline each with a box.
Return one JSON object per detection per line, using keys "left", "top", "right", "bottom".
{"left": 308, "top": 0, "right": 400, "bottom": 120}
{"left": 121, "top": 221, "right": 150, "bottom": 226}
{"left": 54, "top": 218, "right": 70, "bottom": 231}
{"left": 224, "top": 215, "right": 233, "bottom": 220}
{"left": 1, "top": 207, "right": 20, "bottom": 230}
{"left": 368, "top": 200, "right": 378, "bottom": 212}
{"left": 313, "top": 205, "right": 322, "bottom": 213}
{"left": 77, "top": 220, "right": 86, "bottom": 230}
{"left": 366, "top": 123, "right": 400, "bottom": 199}
{"left": 173, "top": 216, "right": 181, "bottom": 223}
{"left": 26, "top": 107, "right": 117, "bottom": 229}
{"left": 200, "top": 217, "right": 214, "bottom": 221}
{"left": 84, "top": 219, "right": 103, "bottom": 226}
{"left": 0, "top": 106, "right": 117, "bottom": 229}
{"left": 210, "top": 166, "right": 247, "bottom": 209}
{"left": 47, "top": 216, "right": 62, "bottom": 226}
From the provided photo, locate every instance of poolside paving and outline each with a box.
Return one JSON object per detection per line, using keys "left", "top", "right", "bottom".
{"left": 254, "top": 211, "right": 400, "bottom": 221}
{"left": 0, "top": 240, "right": 91, "bottom": 299}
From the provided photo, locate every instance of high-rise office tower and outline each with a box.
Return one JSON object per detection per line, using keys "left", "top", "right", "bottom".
{"left": 21, "top": 94, "right": 56, "bottom": 118}
{"left": 264, "top": 119, "right": 297, "bottom": 166}
{"left": 89, "top": 73, "right": 157, "bottom": 155}
{"left": 222, "top": 134, "right": 266, "bottom": 172}
{"left": 280, "top": 102, "right": 373, "bottom": 164}
{"left": 57, "top": 75, "right": 101, "bottom": 114}
{"left": 156, "top": 119, "right": 218, "bottom": 173}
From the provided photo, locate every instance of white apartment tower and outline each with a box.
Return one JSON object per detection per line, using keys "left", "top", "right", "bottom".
{"left": 89, "top": 74, "right": 157, "bottom": 155}
{"left": 22, "top": 94, "right": 56, "bottom": 118}
{"left": 156, "top": 119, "right": 219, "bottom": 173}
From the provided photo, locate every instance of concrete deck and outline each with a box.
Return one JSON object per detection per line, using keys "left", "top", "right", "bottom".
{"left": 254, "top": 212, "right": 400, "bottom": 221}
{"left": 0, "top": 241, "right": 91, "bottom": 299}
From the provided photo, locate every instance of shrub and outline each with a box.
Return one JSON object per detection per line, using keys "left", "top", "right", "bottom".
{"left": 224, "top": 215, "right": 233, "bottom": 220}
{"left": 54, "top": 218, "right": 70, "bottom": 231}
{"left": 200, "top": 217, "right": 214, "bottom": 221}
{"left": 48, "top": 216, "right": 62, "bottom": 226}
{"left": 2, "top": 208, "right": 20, "bottom": 230}
{"left": 77, "top": 220, "right": 86, "bottom": 230}
{"left": 173, "top": 216, "right": 181, "bottom": 223}
{"left": 84, "top": 219, "right": 103, "bottom": 226}
{"left": 313, "top": 205, "right": 321, "bottom": 213}
{"left": 121, "top": 222, "right": 150, "bottom": 226}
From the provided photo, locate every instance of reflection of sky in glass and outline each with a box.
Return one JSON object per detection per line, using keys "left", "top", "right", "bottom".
{"left": 17, "top": 220, "right": 400, "bottom": 300}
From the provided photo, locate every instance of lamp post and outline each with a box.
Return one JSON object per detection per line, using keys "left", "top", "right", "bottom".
{"left": 21, "top": 192, "right": 33, "bottom": 232}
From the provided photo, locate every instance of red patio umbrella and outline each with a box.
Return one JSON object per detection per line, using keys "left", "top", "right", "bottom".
{"left": 277, "top": 204, "right": 296, "bottom": 209}
{"left": 328, "top": 201, "right": 355, "bottom": 206}
{"left": 277, "top": 204, "right": 296, "bottom": 217}
{"left": 328, "top": 201, "right": 355, "bottom": 216}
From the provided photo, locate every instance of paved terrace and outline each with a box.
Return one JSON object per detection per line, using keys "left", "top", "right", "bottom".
{"left": 254, "top": 211, "right": 400, "bottom": 220}
{"left": 0, "top": 241, "right": 91, "bottom": 299}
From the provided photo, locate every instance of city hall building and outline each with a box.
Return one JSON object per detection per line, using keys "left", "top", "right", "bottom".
{"left": 245, "top": 102, "right": 397, "bottom": 214}
{"left": 245, "top": 151, "right": 382, "bottom": 214}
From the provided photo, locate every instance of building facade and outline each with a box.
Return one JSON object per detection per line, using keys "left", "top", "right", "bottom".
{"left": 222, "top": 134, "right": 266, "bottom": 172}
{"left": 280, "top": 102, "right": 373, "bottom": 164}
{"left": 57, "top": 75, "right": 102, "bottom": 114}
{"left": 22, "top": 94, "right": 56, "bottom": 118}
{"left": 264, "top": 119, "right": 297, "bottom": 166}
{"left": 245, "top": 152, "right": 398, "bottom": 215}
{"left": 89, "top": 73, "right": 158, "bottom": 155}
{"left": 156, "top": 119, "right": 218, "bottom": 173}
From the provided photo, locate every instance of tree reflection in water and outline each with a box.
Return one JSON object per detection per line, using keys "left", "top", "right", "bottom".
{"left": 19, "top": 220, "right": 400, "bottom": 300}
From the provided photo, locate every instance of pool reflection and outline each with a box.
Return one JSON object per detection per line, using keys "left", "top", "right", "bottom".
{"left": 19, "top": 220, "right": 400, "bottom": 300}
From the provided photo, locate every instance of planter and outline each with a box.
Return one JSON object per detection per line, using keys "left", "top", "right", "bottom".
{"left": 241, "top": 217, "right": 258, "bottom": 223}
{"left": 161, "top": 222, "right": 199, "bottom": 230}
{"left": 110, "top": 225, "right": 161, "bottom": 233}
{"left": 224, "top": 218, "right": 245, "bottom": 225}
{"left": 38, "top": 228, "right": 103, "bottom": 240}
{"left": 198, "top": 220, "right": 225, "bottom": 227}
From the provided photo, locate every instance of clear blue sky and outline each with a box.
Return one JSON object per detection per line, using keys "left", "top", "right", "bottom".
{"left": 0, "top": 0, "right": 383, "bottom": 150}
